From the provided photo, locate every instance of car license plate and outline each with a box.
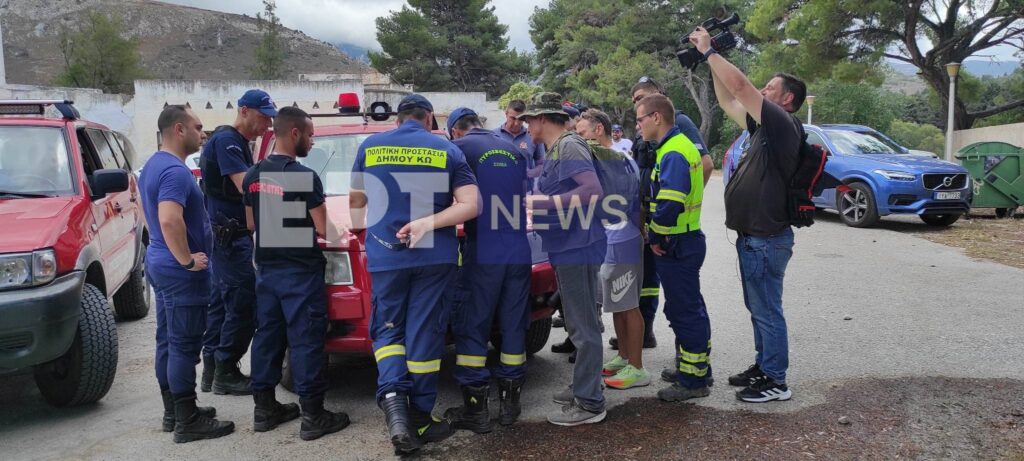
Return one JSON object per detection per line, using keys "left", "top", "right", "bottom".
{"left": 935, "top": 191, "right": 961, "bottom": 200}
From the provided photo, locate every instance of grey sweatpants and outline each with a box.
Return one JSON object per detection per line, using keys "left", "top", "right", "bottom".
{"left": 554, "top": 262, "right": 605, "bottom": 412}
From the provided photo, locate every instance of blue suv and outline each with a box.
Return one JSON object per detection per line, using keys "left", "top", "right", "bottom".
{"left": 724, "top": 124, "right": 972, "bottom": 228}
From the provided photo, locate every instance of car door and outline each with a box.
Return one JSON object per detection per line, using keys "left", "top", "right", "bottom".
{"left": 82, "top": 128, "right": 134, "bottom": 291}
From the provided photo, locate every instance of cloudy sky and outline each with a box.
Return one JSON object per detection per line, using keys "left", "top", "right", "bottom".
{"left": 160, "top": 0, "right": 550, "bottom": 52}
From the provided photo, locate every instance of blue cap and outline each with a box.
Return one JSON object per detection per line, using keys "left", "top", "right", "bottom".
{"left": 446, "top": 107, "right": 477, "bottom": 133}
{"left": 612, "top": 124, "right": 623, "bottom": 132}
{"left": 397, "top": 94, "right": 434, "bottom": 113}
{"left": 563, "top": 105, "right": 580, "bottom": 118}
{"left": 238, "top": 89, "right": 277, "bottom": 117}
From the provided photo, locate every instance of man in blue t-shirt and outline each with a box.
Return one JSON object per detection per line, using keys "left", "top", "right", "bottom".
{"left": 442, "top": 107, "right": 531, "bottom": 433}
{"left": 140, "top": 105, "right": 233, "bottom": 443}
{"left": 495, "top": 99, "right": 545, "bottom": 189}
{"left": 521, "top": 92, "right": 608, "bottom": 427}
{"left": 350, "top": 94, "right": 479, "bottom": 455}
{"left": 198, "top": 88, "right": 275, "bottom": 396}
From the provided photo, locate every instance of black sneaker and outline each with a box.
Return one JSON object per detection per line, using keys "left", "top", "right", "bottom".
{"left": 736, "top": 376, "right": 792, "bottom": 403}
{"left": 728, "top": 363, "right": 765, "bottom": 387}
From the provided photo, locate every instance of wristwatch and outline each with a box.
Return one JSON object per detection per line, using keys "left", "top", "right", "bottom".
{"left": 182, "top": 258, "right": 195, "bottom": 270}
{"left": 703, "top": 48, "right": 718, "bottom": 59}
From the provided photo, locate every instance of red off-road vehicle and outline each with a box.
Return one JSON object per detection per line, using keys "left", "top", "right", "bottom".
{"left": 252, "top": 95, "right": 559, "bottom": 389}
{"left": 0, "top": 100, "right": 150, "bottom": 406}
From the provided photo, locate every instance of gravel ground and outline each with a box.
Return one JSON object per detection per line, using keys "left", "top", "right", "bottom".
{"left": 1, "top": 176, "right": 1022, "bottom": 460}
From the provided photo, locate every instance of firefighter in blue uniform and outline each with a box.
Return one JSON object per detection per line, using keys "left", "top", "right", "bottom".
{"left": 242, "top": 107, "right": 351, "bottom": 441}
{"left": 140, "top": 105, "right": 233, "bottom": 443}
{"left": 350, "top": 95, "right": 479, "bottom": 454}
{"left": 198, "top": 89, "right": 275, "bottom": 395}
{"left": 634, "top": 94, "right": 713, "bottom": 402}
{"left": 442, "top": 108, "right": 531, "bottom": 433}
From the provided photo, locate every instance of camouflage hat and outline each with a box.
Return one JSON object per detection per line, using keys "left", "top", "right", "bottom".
{"left": 517, "top": 92, "right": 569, "bottom": 120}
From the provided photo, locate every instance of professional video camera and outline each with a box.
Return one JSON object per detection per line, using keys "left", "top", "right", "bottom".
{"left": 676, "top": 13, "right": 741, "bottom": 71}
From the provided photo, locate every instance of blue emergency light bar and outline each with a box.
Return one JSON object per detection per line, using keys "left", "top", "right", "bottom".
{"left": 0, "top": 100, "right": 80, "bottom": 120}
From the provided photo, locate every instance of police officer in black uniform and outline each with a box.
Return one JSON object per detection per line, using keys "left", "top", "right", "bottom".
{"left": 243, "top": 107, "right": 350, "bottom": 441}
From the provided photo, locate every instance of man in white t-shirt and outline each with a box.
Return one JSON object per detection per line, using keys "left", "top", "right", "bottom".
{"left": 611, "top": 124, "right": 633, "bottom": 154}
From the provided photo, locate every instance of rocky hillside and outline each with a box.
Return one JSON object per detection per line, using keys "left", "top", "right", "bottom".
{"left": 0, "top": 0, "right": 368, "bottom": 88}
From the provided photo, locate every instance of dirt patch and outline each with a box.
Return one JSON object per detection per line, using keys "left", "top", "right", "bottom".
{"left": 912, "top": 211, "right": 1024, "bottom": 269}
{"left": 432, "top": 378, "right": 1024, "bottom": 460}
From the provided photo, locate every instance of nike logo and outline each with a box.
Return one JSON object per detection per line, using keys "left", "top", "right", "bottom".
{"left": 609, "top": 270, "right": 637, "bottom": 303}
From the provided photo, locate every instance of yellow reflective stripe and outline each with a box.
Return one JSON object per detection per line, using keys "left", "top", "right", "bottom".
{"left": 649, "top": 222, "right": 674, "bottom": 234}
{"left": 678, "top": 345, "right": 709, "bottom": 363}
{"left": 500, "top": 352, "right": 526, "bottom": 366}
{"left": 365, "top": 146, "right": 448, "bottom": 169}
{"left": 649, "top": 202, "right": 658, "bottom": 213}
{"left": 656, "top": 188, "right": 688, "bottom": 204}
{"left": 407, "top": 359, "right": 441, "bottom": 374}
{"left": 456, "top": 355, "right": 487, "bottom": 367}
{"left": 374, "top": 344, "right": 406, "bottom": 362}
{"left": 678, "top": 362, "right": 709, "bottom": 377}
{"left": 640, "top": 288, "right": 661, "bottom": 297}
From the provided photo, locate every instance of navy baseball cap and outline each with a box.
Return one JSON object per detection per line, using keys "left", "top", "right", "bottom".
{"left": 397, "top": 94, "right": 434, "bottom": 113}
{"left": 612, "top": 124, "right": 623, "bottom": 132}
{"left": 238, "top": 89, "right": 277, "bottom": 117}
{"left": 446, "top": 107, "right": 477, "bottom": 133}
{"left": 563, "top": 105, "right": 580, "bottom": 118}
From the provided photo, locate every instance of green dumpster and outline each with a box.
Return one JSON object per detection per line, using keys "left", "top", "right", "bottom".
{"left": 955, "top": 142, "right": 1024, "bottom": 218}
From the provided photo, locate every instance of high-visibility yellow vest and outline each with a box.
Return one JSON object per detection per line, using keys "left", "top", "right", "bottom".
{"left": 649, "top": 133, "right": 703, "bottom": 234}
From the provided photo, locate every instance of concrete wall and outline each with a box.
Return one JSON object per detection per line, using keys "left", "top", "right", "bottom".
{"left": 132, "top": 79, "right": 364, "bottom": 160}
{"left": 953, "top": 123, "right": 1024, "bottom": 152}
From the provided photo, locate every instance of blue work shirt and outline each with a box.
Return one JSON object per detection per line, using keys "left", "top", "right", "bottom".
{"left": 650, "top": 127, "right": 693, "bottom": 239}
{"left": 139, "top": 151, "right": 213, "bottom": 280}
{"left": 200, "top": 126, "right": 253, "bottom": 226}
{"left": 495, "top": 125, "right": 545, "bottom": 172}
{"left": 352, "top": 120, "right": 477, "bottom": 272}
{"left": 454, "top": 128, "right": 530, "bottom": 265}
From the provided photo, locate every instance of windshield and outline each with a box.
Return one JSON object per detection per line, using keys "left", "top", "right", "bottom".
{"left": 0, "top": 126, "right": 75, "bottom": 197}
{"left": 825, "top": 129, "right": 905, "bottom": 156}
{"left": 298, "top": 134, "right": 371, "bottom": 196}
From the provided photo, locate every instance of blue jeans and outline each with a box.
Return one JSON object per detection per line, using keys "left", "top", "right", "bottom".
{"left": 736, "top": 227, "right": 794, "bottom": 384}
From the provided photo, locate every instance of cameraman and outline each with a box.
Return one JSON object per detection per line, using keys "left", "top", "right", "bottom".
{"left": 690, "top": 27, "right": 806, "bottom": 403}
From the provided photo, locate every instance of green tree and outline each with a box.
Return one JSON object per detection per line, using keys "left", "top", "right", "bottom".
{"left": 250, "top": 0, "right": 287, "bottom": 80}
{"left": 746, "top": 0, "right": 1024, "bottom": 129}
{"left": 55, "top": 12, "right": 146, "bottom": 93}
{"left": 370, "top": 0, "right": 531, "bottom": 98}
{"left": 888, "top": 120, "right": 946, "bottom": 153}
{"left": 804, "top": 79, "right": 899, "bottom": 129}
{"left": 498, "top": 82, "right": 543, "bottom": 109}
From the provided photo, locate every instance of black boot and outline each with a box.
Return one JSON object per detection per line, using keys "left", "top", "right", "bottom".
{"left": 643, "top": 321, "right": 658, "bottom": 348}
{"left": 212, "top": 361, "right": 252, "bottom": 396}
{"left": 298, "top": 396, "right": 350, "bottom": 441}
{"left": 200, "top": 354, "right": 215, "bottom": 393}
{"left": 161, "top": 390, "right": 215, "bottom": 432}
{"left": 409, "top": 406, "right": 454, "bottom": 445}
{"left": 443, "top": 385, "right": 492, "bottom": 434}
{"left": 172, "top": 394, "right": 234, "bottom": 443}
{"left": 381, "top": 393, "right": 422, "bottom": 454}
{"left": 551, "top": 338, "right": 575, "bottom": 354}
{"left": 497, "top": 378, "right": 524, "bottom": 426}
{"left": 253, "top": 388, "right": 300, "bottom": 432}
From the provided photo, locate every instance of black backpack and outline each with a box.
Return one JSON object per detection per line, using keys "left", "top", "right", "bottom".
{"left": 773, "top": 118, "right": 829, "bottom": 228}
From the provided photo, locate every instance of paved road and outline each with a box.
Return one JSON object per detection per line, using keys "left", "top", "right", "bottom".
{"left": 2, "top": 176, "right": 1022, "bottom": 460}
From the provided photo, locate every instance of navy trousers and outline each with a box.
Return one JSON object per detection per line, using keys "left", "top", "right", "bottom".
{"left": 653, "top": 230, "right": 712, "bottom": 389}
{"left": 204, "top": 237, "right": 256, "bottom": 363}
{"left": 370, "top": 264, "right": 456, "bottom": 413}
{"left": 149, "top": 262, "right": 209, "bottom": 397}
{"left": 250, "top": 263, "right": 329, "bottom": 399}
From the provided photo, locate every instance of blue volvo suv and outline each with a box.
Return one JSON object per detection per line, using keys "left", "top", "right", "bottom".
{"left": 724, "top": 124, "right": 972, "bottom": 228}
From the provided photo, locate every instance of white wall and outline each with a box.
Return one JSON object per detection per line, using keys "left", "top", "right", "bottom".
{"left": 953, "top": 123, "right": 1024, "bottom": 153}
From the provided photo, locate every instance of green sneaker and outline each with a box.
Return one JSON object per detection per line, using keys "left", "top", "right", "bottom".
{"left": 603, "top": 365, "right": 651, "bottom": 390}
{"left": 601, "top": 356, "right": 628, "bottom": 377}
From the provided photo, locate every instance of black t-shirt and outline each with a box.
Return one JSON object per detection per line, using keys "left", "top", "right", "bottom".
{"left": 242, "top": 154, "right": 326, "bottom": 267}
{"left": 723, "top": 100, "right": 801, "bottom": 236}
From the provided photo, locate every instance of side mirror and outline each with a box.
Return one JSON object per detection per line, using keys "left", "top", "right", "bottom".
{"left": 90, "top": 168, "right": 129, "bottom": 199}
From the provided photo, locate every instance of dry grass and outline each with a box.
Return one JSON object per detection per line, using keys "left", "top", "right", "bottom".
{"left": 913, "top": 209, "right": 1024, "bottom": 270}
